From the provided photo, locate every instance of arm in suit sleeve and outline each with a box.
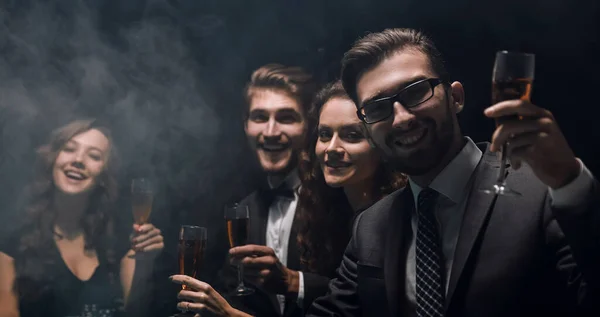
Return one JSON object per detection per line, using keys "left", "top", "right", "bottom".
{"left": 544, "top": 162, "right": 600, "bottom": 312}
{"left": 305, "top": 215, "right": 363, "bottom": 317}
{"left": 300, "top": 272, "right": 332, "bottom": 311}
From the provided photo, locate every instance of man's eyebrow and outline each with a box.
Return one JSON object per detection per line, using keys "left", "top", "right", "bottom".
{"left": 361, "top": 75, "right": 428, "bottom": 105}
{"left": 276, "top": 108, "right": 302, "bottom": 115}
{"left": 249, "top": 109, "right": 266, "bottom": 114}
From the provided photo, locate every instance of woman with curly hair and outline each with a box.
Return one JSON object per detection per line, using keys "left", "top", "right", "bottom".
{"left": 296, "top": 81, "right": 407, "bottom": 281}
{"left": 0, "top": 119, "right": 164, "bottom": 317}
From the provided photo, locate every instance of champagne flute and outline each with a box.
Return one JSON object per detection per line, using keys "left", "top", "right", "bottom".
{"left": 224, "top": 204, "right": 254, "bottom": 296}
{"left": 175, "top": 225, "right": 207, "bottom": 316}
{"left": 131, "top": 178, "right": 155, "bottom": 225}
{"left": 481, "top": 51, "right": 535, "bottom": 196}
{"left": 179, "top": 226, "right": 208, "bottom": 287}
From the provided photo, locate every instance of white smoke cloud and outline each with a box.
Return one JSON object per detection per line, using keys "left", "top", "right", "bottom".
{"left": 0, "top": 0, "right": 228, "bottom": 221}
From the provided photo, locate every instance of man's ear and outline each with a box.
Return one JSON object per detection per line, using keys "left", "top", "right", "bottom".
{"left": 449, "top": 81, "right": 465, "bottom": 113}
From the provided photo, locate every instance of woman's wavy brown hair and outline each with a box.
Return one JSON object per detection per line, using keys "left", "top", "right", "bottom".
{"left": 13, "top": 119, "right": 121, "bottom": 300}
{"left": 296, "top": 81, "right": 407, "bottom": 276}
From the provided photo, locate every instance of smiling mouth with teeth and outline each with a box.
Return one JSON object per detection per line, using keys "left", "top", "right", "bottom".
{"left": 64, "top": 170, "right": 87, "bottom": 181}
{"left": 395, "top": 128, "right": 427, "bottom": 146}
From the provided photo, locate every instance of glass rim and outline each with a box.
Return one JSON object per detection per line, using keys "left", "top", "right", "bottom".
{"left": 224, "top": 203, "right": 249, "bottom": 212}
{"left": 131, "top": 188, "right": 154, "bottom": 192}
{"left": 131, "top": 178, "right": 155, "bottom": 192}
{"left": 180, "top": 225, "right": 207, "bottom": 230}
{"left": 496, "top": 50, "right": 535, "bottom": 57}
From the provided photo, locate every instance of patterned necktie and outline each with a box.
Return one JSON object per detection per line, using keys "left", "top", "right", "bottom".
{"left": 416, "top": 188, "right": 445, "bottom": 317}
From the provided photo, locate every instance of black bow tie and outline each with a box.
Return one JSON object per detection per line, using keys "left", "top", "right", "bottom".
{"left": 269, "top": 185, "right": 295, "bottom": 199}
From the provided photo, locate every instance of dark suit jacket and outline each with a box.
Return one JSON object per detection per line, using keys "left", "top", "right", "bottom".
{"left": 306, "top": 142, "right": 600, "bottom": 317}
{"left": 218, "top": 188, "right": 331, "bottom": 317}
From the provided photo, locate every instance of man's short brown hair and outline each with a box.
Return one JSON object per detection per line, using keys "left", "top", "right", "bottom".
{"left": 244, "top": 64, "right": 316, "bottom": 118}
{"left": 341, "top": 28, "right": 450, "bottom": 105}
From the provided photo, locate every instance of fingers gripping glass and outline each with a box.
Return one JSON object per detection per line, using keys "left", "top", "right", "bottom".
{"left": 224, "top": 204, "right": 254, "bottom": 296}
{"left": 357, "top": 78, "right": 444, "bottom": 124}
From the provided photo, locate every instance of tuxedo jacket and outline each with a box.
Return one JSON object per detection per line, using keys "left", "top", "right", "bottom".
{"left": 220, "top": 188, "right": 331, "bottom": 317}
{"left": 306, "top": 143, "right": 600, "bottom": 317}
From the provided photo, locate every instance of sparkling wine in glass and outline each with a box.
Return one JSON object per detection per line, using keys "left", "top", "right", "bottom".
{"left": 173, "top": 225, "right": 207, "bottom": 317}
{"left": 482, "top": 51, "right": 535, "bottom": 196}
{"left": 131, "top": 178, "right": 154, "bottom": 225}
{"left": 179, "top": 226, "right": 208, "bottom": 288}
{"left": 224, "top": 204, "right": 254, "bottom": 296}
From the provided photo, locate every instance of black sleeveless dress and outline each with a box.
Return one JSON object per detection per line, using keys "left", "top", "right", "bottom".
{"left": 0, "top": 232, "right": 128, "bottom": 317}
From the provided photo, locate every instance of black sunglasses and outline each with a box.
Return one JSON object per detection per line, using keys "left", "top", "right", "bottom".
{"left": 357, "top": 78, "right": 445, "bottom": 124}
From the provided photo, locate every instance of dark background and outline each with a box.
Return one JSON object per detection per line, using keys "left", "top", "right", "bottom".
{"left": 1, "top": 0, "right": 599, "bottom": 315}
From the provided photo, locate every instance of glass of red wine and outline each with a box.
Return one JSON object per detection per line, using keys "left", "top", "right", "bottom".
{"left": 481, "top": 50, "right": 535, "bottom": 196}
{"left": 224, "top": 203, "right": 254, "bottom": 296}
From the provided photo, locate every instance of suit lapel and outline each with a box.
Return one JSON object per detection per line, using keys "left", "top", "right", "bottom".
{"left": 384, "top": 187, "right": 414, "bottom": 317}
{"left": 284, "top": 201, "right": 302, "bottom": 317}
{"left": 446, "top": 143, "right": 500, "bottom": 309}
{"left": 248, "top": 189, "right": 271, "bottom": 246}
{"left": 286, "top": 216, "right": 301, "bottom": 270}
{"left": 246, "top": 189, "right": 283, "bottom": 315}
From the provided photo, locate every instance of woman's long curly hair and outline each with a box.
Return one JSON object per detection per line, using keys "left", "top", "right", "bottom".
{"left": 296, "top": 81, "right": 407, "bottom": 276}
{"left": 13, "top": 119, "right": 121, "bottom": 300}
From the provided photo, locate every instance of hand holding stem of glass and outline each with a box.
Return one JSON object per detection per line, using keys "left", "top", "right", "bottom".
{"left": 483, "top": 51, "right": 535, "bottom": 196}
{"left": 224, "top": 204, "right": 254, "bottom": 296}
{"left": 178, "top": 226, "right": 207, "bottom": 290}
{"left": 131, "top": 178, "right": 154, "bottom": 225}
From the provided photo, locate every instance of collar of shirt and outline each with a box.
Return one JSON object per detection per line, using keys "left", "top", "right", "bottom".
{"left": 409, "top": 137, "right": 482, "bottom": 205}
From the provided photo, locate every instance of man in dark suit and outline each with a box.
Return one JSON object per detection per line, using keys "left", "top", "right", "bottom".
{"left": 306, "top": 28, "right": 600, "bottom": 317}
{"left": 171, "top": 63, "right": 334, "bottom": 317}
{"left": 225, "top": 63, "right": 333, "bottom": 317}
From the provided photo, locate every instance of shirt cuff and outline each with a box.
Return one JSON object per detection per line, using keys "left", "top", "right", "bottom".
{"left": 297, "top": 271, "right": 305, "bottom": 306}
{"left": 549, "top": 158, "right": 595, "bottom": 208}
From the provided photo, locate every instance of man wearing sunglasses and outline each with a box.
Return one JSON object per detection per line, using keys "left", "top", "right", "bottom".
{"left": 306, "top": 28, "right": 599, "bottom": 317}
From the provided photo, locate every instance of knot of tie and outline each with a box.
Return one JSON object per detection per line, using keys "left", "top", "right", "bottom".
{"left": 417, "top": 187, "right": 439, "bottom": 215}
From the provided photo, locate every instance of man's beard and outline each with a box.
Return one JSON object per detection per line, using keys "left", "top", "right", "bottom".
{"left": 385, "top": 106, "right": 456, "bottom": 176}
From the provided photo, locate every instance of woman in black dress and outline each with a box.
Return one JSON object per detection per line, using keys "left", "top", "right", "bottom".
{"left": 0, "top": 119, "right": 164, "bottom": 317}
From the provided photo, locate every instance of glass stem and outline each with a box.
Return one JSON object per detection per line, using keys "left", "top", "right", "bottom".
{"left": 497, "top": 144, "right": 508, "bottom": 183}
{"left": 238, "top": 263, "right": 244, "bottom": 287}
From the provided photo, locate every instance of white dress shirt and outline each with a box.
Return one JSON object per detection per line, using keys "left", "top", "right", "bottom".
{"left": 266, "top": 171, "right": 303, "bottom": 313}
{"left": 405, "top": 137, "right": 595, "bottom": 313}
